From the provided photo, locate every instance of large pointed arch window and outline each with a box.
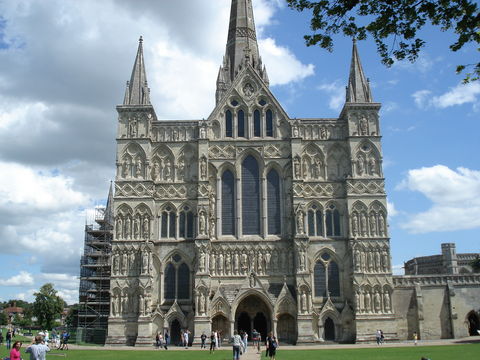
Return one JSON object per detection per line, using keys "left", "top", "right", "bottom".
{"left": 267, "top": 169, "right": 281, "bottom": 235}
{"left": 266, "top": 109, "right": 273, "bottom": 137}
{"left": 164, "top": 256, "right": 190, "bottom": 301}
{"left": 225, "top": 110, "right": 233, "bottom": 137}
{"left": 314, "top": 262, "right": 326, "bottom": 297}
{"left": 177, "top": 263, "right": 190, "bottom": 299}
{"left": 242, "top": 156, "right": 260, "bottom": 235}
{"left": 164, "top": 263, "right": 176, "bottom": 300}
{"left": 222, "top": 170, "right": 235, "bottom": 235}
{"left": 237, "top": 110, "right": 245, "bottom": 137}
{"left": 326, "top": 204, "right": 341, "bottom": 236}
{"left": 314, "top": 253, "right": 341, "bottom": 298}
{"left": 254, "top": 110, "right": 261, "bottom": 137}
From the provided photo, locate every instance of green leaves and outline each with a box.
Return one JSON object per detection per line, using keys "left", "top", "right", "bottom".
{"left": 33, "top": 283, "right": 64, "bottom": 330}
{"left": 286, "top": 0, "right": 480, "bottom": 82}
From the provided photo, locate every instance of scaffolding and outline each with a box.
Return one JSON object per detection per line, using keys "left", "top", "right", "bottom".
{"left": 77, "top": 186, "right": 113, "bottom": 344}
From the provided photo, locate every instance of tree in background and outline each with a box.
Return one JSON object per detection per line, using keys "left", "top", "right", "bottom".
{"left": 0, "top": 312, "right": 7, "bottom": 326}
{"left": 287, "top": 0, "right": 479, "bottom": 82}
{"left": 32, "top": 283, "right": 64, "bottom": 330}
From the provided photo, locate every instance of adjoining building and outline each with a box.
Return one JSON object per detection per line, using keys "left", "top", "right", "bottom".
{"left": 102, "top": 0, "right": 480, "bottom": 345}
{"left": 77, "top": 186, "right": 113, "bottom": 344}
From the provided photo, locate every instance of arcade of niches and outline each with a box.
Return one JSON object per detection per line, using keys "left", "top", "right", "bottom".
{"left": 105, "top": 0, "right": 480, "bottom": 346}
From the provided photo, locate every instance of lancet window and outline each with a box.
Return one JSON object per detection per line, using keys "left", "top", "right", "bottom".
{"left": 267, "top": 169, "right": 281, "bottom": 235}
{"left": 266, "top": 109, "right": 273, "bottom": 137}
{"left": 307, "top": 205, "right": 323, "bottom": 237}
{"left": 326, "top": 204, "right": 341, "bottom": 236}
{"left": 314, "top": 252, "right": 341, "bottom": 297}
{"left": 160, "top": 206, "right": 176, "bottom": 239}
{"left": 179, "top": 206, "right": 194, "bottom": 239}
{"left": 237, "top": 110, "right": 245, "bottom": 138}
{"left": 225, "top": 110, "right": 233, "bottom": 138}
{"left": 242, "top": 156, "right": 261, "bottom": 235}
{"left": 222, "top": 170, "right": 235, "bottom": 235}
{"left": 254, "top": 110, "right": 261, "bottom": 137}
{"left": 164, "top": 255, "right": 190, "bottom": 301}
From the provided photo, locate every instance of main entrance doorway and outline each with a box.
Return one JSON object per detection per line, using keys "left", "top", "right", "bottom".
{"left": 235, "top": 295, "right": 271, "bottom": 341}
{"left": 324, "top": 317, "right": 335, "bottom": 341}
{"left": 170, "top": 319, "right": 181, "bottom": 346}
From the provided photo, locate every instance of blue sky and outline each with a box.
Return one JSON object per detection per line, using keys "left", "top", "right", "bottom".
{"left": 0, "top": 0, "right": 478, "bottom": 304}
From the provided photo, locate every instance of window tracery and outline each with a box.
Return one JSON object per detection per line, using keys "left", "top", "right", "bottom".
{"left": 314, "top": 252, "right": 340, "bottom": 297}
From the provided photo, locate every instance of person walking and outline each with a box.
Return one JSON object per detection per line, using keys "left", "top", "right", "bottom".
{"left": 9, "top": 341, "right": 22, "bottom": 360}
{"left": 209, "top": 331, "right": 216, "bottom": 354}
{"left": 413, "top": 332, "right": 418, "bottom": 345}
{"left": 231, "top": 330, "right": 244, "bottom": 360}
{"left": 6, "top": 329, "right": 12, "bottom": 349}
{"left": 266, "top": 332, "right": 278, "bottom": 360}
{"left": 26, "top": 335, "right": 50, "bottom": 360}
{"left": 242, "top": 331, "right": 248, "bottom": 353}
{"left": 375, "top": 329, "right": 382, "bottom": 345}
{"left": 200, "top": 332, "right": 207, "bottom": 349}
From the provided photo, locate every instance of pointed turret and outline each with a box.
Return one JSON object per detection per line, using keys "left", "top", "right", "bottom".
{"left": 224, "top": 0, "right": 265, "bottom": 83}
{"left": 346, "top": 40, "right": 372, "bottom": 103}
{"left": 123, "top": 36, "right": 151, "bottom": 105}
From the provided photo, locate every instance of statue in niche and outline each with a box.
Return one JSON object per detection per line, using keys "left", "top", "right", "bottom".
{"left": 320, "top": 126, "right": 328, "bottom": 140}
{"left": 361, "top": 250, "right": 366, "bottom": 271}
{"left": 199, "top": 211, "right": 207, "bottom": 235}
{"left": 360, "top": 213, "right": 367, "bottom": 236}
{"left": 241, "top": 253, "right": 248, "bottom": 274}
{"left": 128, "top": 252, "right": 135, "bottom": 273}
{"left": 302, "top": 158, "right": 308, "bottom": 179}
{"left": 249, "top": 273, "right": 256, "bottom": 288}
{"left": 200, "top": 157, "right": 207, "bottom": 180}
{"left": 296, "top": 210, "right": 305, "bottom": 235}
{"left": 357, "top": 155, "right": 365, "bottom": 176}
{"left": 233, "top": 252, "right": 239, "bottom": 274}
{"left": 369, "top": 213, "right": 377, "bottom": 236}
{"left": 301, "top": 290, "right": 307, "bottom": 312}
{"left": 243, "top": 83, "right": 254, "bottom": 97}
{"left": 368, "top": 156, "right": 378, "bottom": 176}
{"left": 129, "top": 118, "right": 138, "bottom": 137}
{"left": 199, "top": 292, "right": 206, "bottom": 314}
{"left": 164, "top": 158, "right": 172, "bottom": 181}
{"left": 355, "top": 291, "right": 361, "bottom": 312}
{"left": 199, "top": 250, "right": 206, "bottom": 272}
{"left": 359, "top": 116, "right": 368, "bottom": 136}
{"left": 257, "top": 252, "right": 263, "bottom": 274}
{"left": 135, "top": 158, "right": 142, "bottom": 178}
{"left": 199, "top": 125, "right": 207, "bottom": 139}
{"left": 367, "top": 251, "right": 373, "bottom": 272}
{"left": 122, "top": 159, "right": 130, "bottom": 178}
{"left": 351, "top": 213, "right": 359, "bottom": 236}
{"left": 354, "top": 248, "right": 361, "bottom": 271}
{"left": 125, "top": 217, "right": 131, "bottom": 239}
{"left": 209, "top": 253, "right": 216, "bottom": 275}
{"left": 176, "top": 157, "right": 184, "bottom": 181}
{"left": 112, "top": 253, "right": 119, "bottom": 274}
{"left": 378, "top": 214, "right": 386, "bottom": 236}
{"left": 374, "top": 290, "right": 381, "bottom": 313}
{"left": 139, "top": 294, "right": 145, "bottom": 316}
{"left": 209, "top": 191, "right": 216, "bottom": 219}
{"left": 116, "top": 218, "right": 122, "bottom": 239}
{"left": 292, "top": 123, "right": 299, "bottom": 138}
{"left": 152, "top": 161, "right": 161, "bottom": 181}
{"left": 121, "top": 253, "right": 127, "bottom": 274}
{"left": 133, "top": 217, "right": 140, "bottom": 239}
{"left": 218, "top": 252, "right": 224, "bottom": 275}
{"left": 383, "top": 291, "right": 391, "bottom": 312}
{"left": 143, "top": 217, "right": 150, "bottom": 239}
{"left": 382, "top": 250, "right": 389, "bottom": 272}
{"left": 364, "top": 291, "right": 371, "bottom": 313}
{"left": 209, "top": 218, "right": 216, "bottom": 238}
{"left": 374, "top": 250, "right": 381, "bottom": 272}
{"left": 225, "top": 252, "right": 232, "bottom": 275}
{"left": 142, "top": 252, "right": 149, "bottom": 274}
{"left": 293, "top": 157, "right": 301, "bottom": 179}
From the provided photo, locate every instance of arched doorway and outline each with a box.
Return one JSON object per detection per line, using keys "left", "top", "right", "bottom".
{"left": 277, "top": 314, "right": 296, "bottom": 344}
{"left": 467, "top": 311, "right": 480, "bottom": 336}
{"left": 212, "top": 314, "right": 231, "bottom": 341}
{"left": 235, "top": 294, "right": 271, "bottom": 340}
{"left": 324, "top": 317, "right": 335, "bottom": 341}
{"left": 170, "top": 319, "right": 182, "bottom": 346}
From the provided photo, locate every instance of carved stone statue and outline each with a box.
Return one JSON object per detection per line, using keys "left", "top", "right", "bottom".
{"left": 209, "top": 218, "right": 216, "bottom": 238}
{"left": 133, "top": 217, "right": 140, "bottom": 240}
{"left": 142, "top": 252, "right": 149, "bottom": 274}
{"left": 233, "top": 252, "right": 239, "bottom": 274}
{"left": 177, "top": 157, "right": 185, "bottom": 181}
{"left": 121, "top": 253, "right": 127, "bottom": 274}
{"left": 383, "top": 291, "right": 391, "bottom": 312}
{"left": 209, "top": 191, "right": 216, "bottom": 219}
{"left": 293, "top": 157, "right": 301, "bottom": 179}
{"left": 382, "top": 250, "right": 389, "bottom": 272}
{"left": 116, "top": 218, "right": 122, "bottom": 239}
{"left": 301, "top": 290, "right": 307, "bottom": 312}
{"left": 143, "top": 217, "right": 150, "bottom": 239}
{"left": 129, "top": 118, "right": 138, "bottom": 137}
{"left": 374, "top": 250, "right": 381, "bottom": 272}
{"left": 241, "top": 253, "right": 248, "bottom": 274}
{"left": 122, "top": 159, "right": 129, "bottom": 178}
{"left": 359, "top": 116, "right": 368, "bottom": 135}
{"left": 368, "top": 156, "right": 378, "bottom": 176}
{"left": 249, "top": 272, "right": 256, "bottom": 287}
{"left": 374, "top": 290, "right": 382, "bottom": 313}
{"left": 199, "top": 292, "right": 206, "bottom": 314}
{"left": 296, "top": 210, "right": 305, "bottom": 235}
{"left": 320, "top": 126, "right": 328, "bottom": 140}
{"left": 357, "top": 155, "right": 365, "bottom": 176}
{"left": 379, "top": 214, "right": 386, "bottom": 236}
{"left": 125, "top": 217, "right": 131, "bottom": 239}
{"left": 199, "top": 211, "right": 207, "bottom": 235}
{"left": 369, "top": 213, "right": 377, "bottom": 236}
{"left": 199, "top": 250, "right": 206, "bottom": 272}
{"left": 364, "top": 291, "right": 371, "bottom": 313}
{"left": 209, "top": 252, "right": 216, "bottom": 275}
{"left": 200, "top": 157, "right": 207, "bottom": 180}
{"left": 352, "top": 213, "right": 359, "bottom": 236}
{"left": 218, "top": 252, "right": 224, "bottom": 275}
{"left": 152, "top": 161, "right": 161, "bottom": 181}
{"left": 360, "top": 213, "right": 367, "bottom": 236}
{"left": 164, "top": 158, "right": 172, "bottom": 181}
{"left": 354, "top": 248, "right": 361, "bottom": 271}
{"left": 292, "top": 123, "right": 299, "bottom": 137}
{"left": 135, "top": 158, "right": 142, "bottom": 178}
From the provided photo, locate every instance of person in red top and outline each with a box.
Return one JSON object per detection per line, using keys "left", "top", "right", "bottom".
{"left": 10, "top": 341, "right": 22, "bottom": 360}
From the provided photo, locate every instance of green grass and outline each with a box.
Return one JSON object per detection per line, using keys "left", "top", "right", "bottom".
{"left": 0, "top": 344, "right": 478, "bottom": 360}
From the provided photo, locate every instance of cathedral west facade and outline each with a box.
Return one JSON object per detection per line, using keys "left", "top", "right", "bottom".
{"left": 105, "top": 0, "right": 480, "bottom": 346}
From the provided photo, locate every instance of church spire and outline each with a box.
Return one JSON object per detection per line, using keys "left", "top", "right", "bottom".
{"left": 346, "top": 40, "right": 372, "bottom": 103}
{"left": 224, "top": 0, "right": 266, "bottom": 83}
{"left": 123, "top": 36, "right": 151, "bottom": 105}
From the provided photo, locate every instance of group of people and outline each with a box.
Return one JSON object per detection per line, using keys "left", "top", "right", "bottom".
{"left": 7, "top": 335, "right": 50, "bottom": 360}
{"left": 155, "top": 330, "right": 169, "bottom": 349}
{"left": 375, "top": 329, "right": 385, "bottom": 345}
{"left": 231, "top": 330, "right": 278, "bottom": 360}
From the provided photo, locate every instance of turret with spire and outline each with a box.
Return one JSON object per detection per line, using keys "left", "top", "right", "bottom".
{"left": 123, "top": 36, "right": 151, "bottom": 106}
{"left": 216, "top": 0, "right": 269, "bottom": 103}
{"left": 346, "top": 39, "right": 372, "bottom": 103}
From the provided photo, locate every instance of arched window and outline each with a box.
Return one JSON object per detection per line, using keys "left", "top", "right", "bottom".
{"left": 328, "top": 261, "right": 340, "bottom": 297}
{"left": 222, "top": 170, "right": 235, "bottom": 235}
{"left": 267, "top": 169, "right": 281, "bottom": 235}
{"left": 179, "top": 206, "right": 194, "bottom": 239}
{"left": 225, "top": 110, "right": 233, "bottom": 137}
{"left": 308, "top": 205, "right": 323, "bottom": 236}
{"left": 164, "top": 263, "right": 176, "bottom": 300}
{"left": 326, "top": 204, "right": 341, "bottom": 236}
{"left": 314, "top": 262, "right": 326, "bottom": 297}
{"left": 254, "top": 110, "right": 261, "bottom": 137}
{"left": 266, "top": 109, "right": 273, "bottom": 137}
{"left": 238, "top": 110, "right": 245, "bottom": 137}
{"left": 242, "top": 156, "right": 260, "bottom": 235}
{"left": 177, "top": 263, "right": 190, "bottom": 299}
{"left": 161, "top": 207, "right": 176, "bottom": 239}
{"left": 314, "top": 253, "right": 341, "bottom": 298}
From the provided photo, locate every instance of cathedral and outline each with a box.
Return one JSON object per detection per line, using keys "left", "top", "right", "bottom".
{"left": 105, "top": 0, "right": 480, "bottom": 346}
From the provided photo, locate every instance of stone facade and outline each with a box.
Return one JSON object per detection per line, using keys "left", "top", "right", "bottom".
{"left": 105, "top": 0, "right": 480, "bottom": 346}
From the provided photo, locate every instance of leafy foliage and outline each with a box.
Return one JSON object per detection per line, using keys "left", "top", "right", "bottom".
{"left": 0, "top": 312, "right": 7, "bottom": 326}
{"left": 287, "top": 0, "right": 480, "bottom": 82}
{"left": 32, "top": 283, "right": 64, "bottom": 330}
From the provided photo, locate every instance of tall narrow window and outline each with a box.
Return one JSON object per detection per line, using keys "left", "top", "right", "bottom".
{"left": 242, "top": 156, "right": 260, "bottom": 235}
{"left": 179, "top": 212, "right": 186, "bottom": 238}
{"left": 328, "top": 261, "right": 340, "bottom": 296}
{"left": 266, "top": 109, "right": 273, "bottom": 137}
{"left": 225, "top": 110, "right": 233, "bottom": 137}
{"left": 308, "top": 210, "right": 315, "bottom": 236}
{"left": 169, "top": 213, "right": 176, "bottom": 238}
{"left": 222, "top": 170, "right": 235, "bottom": 235}
{"left": 308, "top": 206, "right": 324, "bottom": 236}
{"left": 326, "top": 204, "right": 341, "bottom": 236}
{"left": 164, "top": 263, "right": 176, "bottom": 300}
{"left": 186, "top": 212, "right": 194, "bottom": 238}
{"left": 267, "top": 169, "right": 281, "bottom": 235}
{"left": 179, "top": 208, "right": 194, "bottom": 239}
{"left": 314, "top": 262, "right": 326, "bottom": 297}
{"left": 238, "top": 110, "right": 245, "bottom": 137}
{"left": 161, "top": 212, "right": 168, "bottom": 238}
{"left": 254, "top": 110, "right": 261, "bottom": 137}
{"left": 177, "top": 263, "right": 190, "bottom": 299}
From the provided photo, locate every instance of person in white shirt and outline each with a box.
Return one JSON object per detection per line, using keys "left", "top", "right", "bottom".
{"left": 26, "top": 336, "right": 50, "bottom": 360}
{"left": 231, "top": 330, "right": 244, "bottom": 360}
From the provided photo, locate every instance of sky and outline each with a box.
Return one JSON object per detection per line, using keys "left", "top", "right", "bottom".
{"left": 0, "top": 0, "right": 478, "bottom": 305}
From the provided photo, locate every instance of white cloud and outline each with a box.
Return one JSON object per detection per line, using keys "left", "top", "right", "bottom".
{"left": 392, "top": 264, "right": 404, "bottom": 276}
{"left": 413, "top": 83, "right": 480, "bottom": 109}
{"left": 317, "top": 80, "right": 344, "bottom": 111}
{"left": 387, "top": 201, "right": 398, "bottom": 219}
{"left": 0, "top": 271, "right": 34, "bottom": 287}
{"left": 398, "top": 165, "right": 480, "bottom": 233}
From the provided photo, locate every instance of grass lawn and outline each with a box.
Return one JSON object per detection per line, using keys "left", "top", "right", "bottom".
{"left": 0, "top": 344, "right": 478, "bottom": 359}
{"left": 260, "top": 344, "right": 480, "bottom": 360}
